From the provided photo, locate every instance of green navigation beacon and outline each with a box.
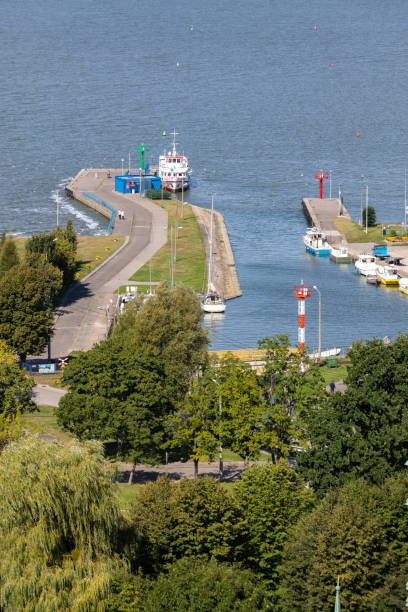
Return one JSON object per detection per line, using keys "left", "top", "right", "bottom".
{"left": 137, "top": 144, "right": 149, "bottom": 171}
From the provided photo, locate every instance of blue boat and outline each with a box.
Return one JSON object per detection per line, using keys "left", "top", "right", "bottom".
{"left": 303, "top": 227, "right": 331, "bottom": 256}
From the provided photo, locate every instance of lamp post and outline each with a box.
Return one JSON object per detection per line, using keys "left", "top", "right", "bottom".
{"left": 329, "top": 169, "right": 332, "bottom": 199}
{"left": 313, "top": 285, "right": 321, "bottom": 360}
{"left": 121, "top": 158, "right": 124, "bottom": 175}
{"left": 211, "top": 378, "right": 223, "bottom": 477}
{"left": 360, "top": 175, "right": 364, "bottom": 226}
{"left": 128, "top": 152, "right": 131, "bottom": 173}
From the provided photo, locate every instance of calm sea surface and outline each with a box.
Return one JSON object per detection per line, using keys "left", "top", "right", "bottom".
{"left": 1, "top": 0, "right": 408, "bottom": 350}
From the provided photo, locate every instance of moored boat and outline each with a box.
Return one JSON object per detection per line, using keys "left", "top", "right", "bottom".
{"left": 366, "top": 274, "right": 380, "bottom": 285}
{"left": 201, "top": 194, "right": 226, "bottom": 314}
{"left": 376, "top": 265, "right": 399, "bottom": 286}
{"left": 329, "top": 245, "right": 352, "bottom": 264}
{"left": 399, "top": 277, "right": 408, "bottom": 296}
{"left": 355, "top": 254, "right": 377, "bottom": 276}
{"left": 158, "top": 129, "right": 191, "bottom": 192}
{"left": 303, "top": 227, "right": 331, "bottom": 256}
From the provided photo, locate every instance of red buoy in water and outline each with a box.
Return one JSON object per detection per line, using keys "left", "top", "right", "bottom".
{"left": 356, "top": 132, "right": 360, "bottom": 138}
{"left": 314, "top": 24, "right": 317, "bottom": 31}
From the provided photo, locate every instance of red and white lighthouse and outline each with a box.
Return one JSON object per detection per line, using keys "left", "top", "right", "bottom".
{"left": 293, "top": 281, "right": 312, "bottom": 353}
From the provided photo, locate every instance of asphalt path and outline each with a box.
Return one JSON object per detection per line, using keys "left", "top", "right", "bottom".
{"left": 50, "top": 172, "right": 168, "bottom": 358}
{"left": 31, "top": 384, "right": 67, "bottom": 407}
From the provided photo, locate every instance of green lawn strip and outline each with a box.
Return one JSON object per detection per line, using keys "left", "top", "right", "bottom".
{"left": 24, "top": 405, "right": 74, "bottom": 444}
{"left": 75, "top": 235, "right": 125, "bottom": 280}
{"left": 31, "top": 373, "right": 66, "bottom": 389}
{"left": 129, "top": 201, "right": 207, "bottom": 293}
{"left": 13, "top": 235, "right": 125, "bottom": 282}
{"left": 318, "top": 364, "right": 348, "bottom": 385}
{"left": 333, "top": 218, "right": 385, "bottom": 243}
{"left": 115, "top": 483, "right": 144, "bottom": 510}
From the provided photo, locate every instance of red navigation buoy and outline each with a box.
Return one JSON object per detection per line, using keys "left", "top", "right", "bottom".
{"left": 330, "top": 63, "right": 334, "bottom": 67}
{"left": 356, "top": 132, "right": 360, "bottom": 138}
{"left": 314, "top": 24, "right": 317, "bottom": 31}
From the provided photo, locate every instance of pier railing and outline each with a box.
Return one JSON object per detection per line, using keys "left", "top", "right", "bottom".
{"left": 82, "top": 190, "right": 115, "bottom": 235}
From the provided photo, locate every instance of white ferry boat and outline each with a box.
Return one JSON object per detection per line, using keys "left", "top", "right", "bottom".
{"left": 355, "top": 254, "right": 377, "bottom": 276}
{"left": 158, "top": 130, "right": 191, "bottom": 192}
{"left": 303, "top": 227, "right": 331, "bottom": 256}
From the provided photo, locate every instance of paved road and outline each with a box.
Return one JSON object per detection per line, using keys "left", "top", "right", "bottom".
{"left": 31, "top": 385, "right": 67, "bottom": 407}
{"left": 50, "top": 171, "right": 168, "bottom": 357}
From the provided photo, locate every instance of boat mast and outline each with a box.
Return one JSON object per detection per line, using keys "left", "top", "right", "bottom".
{"left": 208, "top": 194, "right": 214, "bottom": 291}
{"left": 404, "top": 168, "right": 407, "bottom": 233}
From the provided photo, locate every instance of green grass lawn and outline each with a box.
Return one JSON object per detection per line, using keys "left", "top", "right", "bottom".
{"left": 129, "top": 200, "right": 207, "bottom": 293}
{"left": 318, "top": 363, "right": 348, "bottom": 385}
{"left": 24, "top": 405, "right": 74, "bottom": 444}
{"left": 31, "top": 372, "right": 66, "bottom": 389}
{"left": 333, "top": 218, "right": 385, "bottom": 243}
{"left": 115, "top": 483, "right": 143, "bottom": 510}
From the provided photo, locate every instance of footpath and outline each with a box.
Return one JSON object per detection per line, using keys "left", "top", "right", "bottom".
{"left": 51, "top": 170, "right": 168, "bottom": 357}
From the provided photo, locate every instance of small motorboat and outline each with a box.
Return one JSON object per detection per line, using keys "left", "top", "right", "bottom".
{"left": 355, "top": 254, "right": 377, "bottom": 276}
{"left": 201, "top": 292, "right": 226, "bottom": 313}
{"left": 376, "top": 265, "right": 399, "bottom": 286}
{"left": 329, "top": 245, "right": 352, "bottom": 264}
{"left": 366, "top": 274, "right": 380, "bottom": 286}
{"left": 303, "top": 227, "right": 331, "bottom": 256}
{"left": 399, "top": 277, "right": 408, "bottom": 296}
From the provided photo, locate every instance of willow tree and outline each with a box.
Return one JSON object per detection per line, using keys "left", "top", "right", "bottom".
{"left": 0, "top": 435, "right": 124, "bottom": 611}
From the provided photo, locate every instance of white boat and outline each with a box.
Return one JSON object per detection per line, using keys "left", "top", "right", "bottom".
{"left": 303, "top": 227, "right": 331, "bottom": 256}
{"left": 201, "top": 194, "right": 226, "bottom": 314}
{"left": 158, "top": 129, "right": 191, "bottom": 192}
{"left": 376, "top": 265, "right": 399, "bottom": 286}
{"left": 399, "top": 277, "right": 408, "bottom": 296}
{"left": 329, "top": 245, "right": 352, "bottom": 264}
{"left": 355, "top": 253, "right": 377, "bottom": 276}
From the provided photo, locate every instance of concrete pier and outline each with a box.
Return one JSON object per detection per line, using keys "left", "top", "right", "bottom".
{"left": 302, "top": 197, "right": 351, "bottom": 245}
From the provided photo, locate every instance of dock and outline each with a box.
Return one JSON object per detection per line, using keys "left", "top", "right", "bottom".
{"left": 301, "top": 196, "right": 408, "bottom": 279}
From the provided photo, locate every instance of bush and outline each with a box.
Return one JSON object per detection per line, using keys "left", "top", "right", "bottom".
{"left": 146, "top": 188, "right": 171, "bottom": 200}
{"left": 142, "top": 557, "right": 270, "bottom": 612}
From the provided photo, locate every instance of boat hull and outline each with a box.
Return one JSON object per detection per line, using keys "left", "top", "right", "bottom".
{"left": 377, "top": 276, "right": 399, "bottom": 286}
{"left": 330, "top": 253, "right": 352, "bottom": 264}
{"left": 162, "top": 181, "right": 190, "bottom": 193}
{"left": 399, "top": 286, "right": 408, "bottom": 296}
{"left": 305, "top": 245, "right": 330, "bottom": 256}
{"left": 201, "top": 302, "right": 226, "bottom": 313}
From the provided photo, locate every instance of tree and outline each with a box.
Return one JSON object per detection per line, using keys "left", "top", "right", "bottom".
{"left": 0, "top": 435, "right": 125, "bottom": 611}
{"left": 0, "top": 341, "right": 35, "bottom": 450}
{"left": 362, "top": 205, "right": 376, "bottom": 227}
{"left": 165, "top": 376, "right": 219, "bottom": 478}
{"left": 258, "top": 335, "right": 325, "bottom": 462}
{"left": 0, "top": 262, "right": 63, "bottom": 360}
{"left": 296, "top": 335, "right": 408, "bottom": 495}
{"left": 128, "top": 475, "right": 247, "bottom": 575}
{"left": 0, "top": 237, "right": 19, "bottom": 278}
{"left": 215, "top": 355, "right": 267, "bottom": 464}
{"left": 234, "top": 462, "right": 314, "bottom": 595}
{"left": 113, "top": 285, "right": 208, "bottom": 405}
{"left": 56, "top": 339, "right": 169, "bottom": 481}
{"left": 143, "top": 557, "right": 270, "bottom": 612}
{"left": 278, "top": 474, "right": 408, "bottom": 611}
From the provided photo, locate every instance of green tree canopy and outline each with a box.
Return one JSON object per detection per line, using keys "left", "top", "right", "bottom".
{"left": 362, "top": 205, "right": 376, "bottom": 227}
{"left": 128, "top": 475, "right": 247, "bottom": 575}
{"left": 142, "top": 557, "right": 270, "bottom": 612}
{"left": 0, "top": 262, "right": 63, "bottom": 360}
{"left": 278, "top": 474, "right": 408, "bottom": 611}
{"left": 234, "top": 462, "right": 314, "bottom": 595}
{"left": 0, "top": 237, "right": 19, "bottom": 278}
{"left": 296, "top": 335, "right": 408, "bottom": 495}
{"left": 215, "top": 354, "right": 267, "bottom": 464}
{"left": 258, "top": 335, "right": 325, "bottom": 462}
{"left": 56, "top": 339, "right": 168, "bottom": 474}
{"left": 113, "top": 285, "right": 208, "bottom": 405}
{"left": 0, "top": 435, "right": 124, "bottom": 611}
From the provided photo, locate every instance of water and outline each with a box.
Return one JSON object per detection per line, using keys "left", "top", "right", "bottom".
{"left": 1, "top": 0, "right": 408, "bottom": 349}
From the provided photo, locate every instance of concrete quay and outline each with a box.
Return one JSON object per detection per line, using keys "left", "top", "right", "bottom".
{"left": 301, "top": 197, "right": 408, "bottom": 278}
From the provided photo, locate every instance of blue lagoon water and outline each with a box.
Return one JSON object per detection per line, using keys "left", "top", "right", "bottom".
{"left": 1, "top": 0, "right": 408, "bottom": 349}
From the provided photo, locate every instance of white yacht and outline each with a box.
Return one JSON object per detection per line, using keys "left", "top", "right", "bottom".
{"left": 158, "top": 129, "right": 191, "bottom": 192}
{"left": 201, "top": 194, "right": 226, "bottom": 314}
{"left": 329, "top": 245, "right": 352, "bottom": 264}
{"left": 303, "top": 227, "right": 331, "bottom": 256}
{"left": 355, "top": 254, "right": 377, "bottom": 276}
{"left": 399, "top": 277, "right": 408, "bottom": 296}
{"left": 376, "top": 265, "right": 399, "bottom": 286}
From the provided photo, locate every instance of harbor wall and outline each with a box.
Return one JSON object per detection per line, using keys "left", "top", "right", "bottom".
{"left": 191, "top": 205, "right": 242, "bottom": 300}
{"left": 302, "top": 197, "right": 350, "bottom": 245}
